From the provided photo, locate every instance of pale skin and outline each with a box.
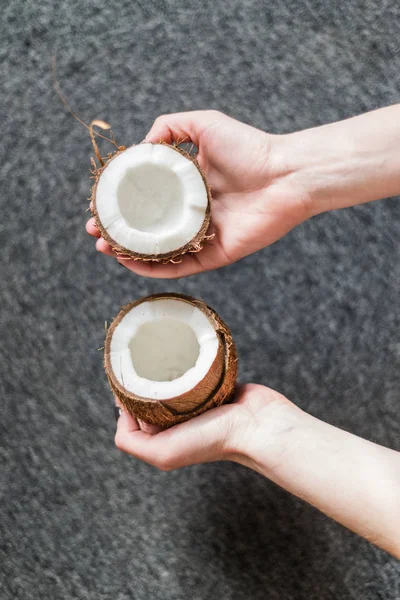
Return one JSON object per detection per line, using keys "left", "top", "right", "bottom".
{"left": 87, "top": 106, "right": 400, "bottom": 557}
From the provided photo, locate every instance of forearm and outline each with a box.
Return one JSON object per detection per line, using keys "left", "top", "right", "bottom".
{"left": 277, "top": 105, "right": 400, "bottom": 215}
{"left": 241, "top": 402, "right": 400, "bottom": 557}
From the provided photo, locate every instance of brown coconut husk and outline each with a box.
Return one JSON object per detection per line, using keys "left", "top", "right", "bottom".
{"left": 104, "top": 293, "right": 238, "bottom": 428}
{"left": 90, "top": 142, "right": 214, "bottom": 264}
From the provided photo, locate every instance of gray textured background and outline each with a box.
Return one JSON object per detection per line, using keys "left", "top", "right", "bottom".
{"left": 1, "top": 1, "right": 400, "bottom": 598}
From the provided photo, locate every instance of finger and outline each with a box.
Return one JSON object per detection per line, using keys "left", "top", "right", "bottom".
{"left": 116, "top": 226, "right": 227, "bottom": 279}
{"left": 114, "top": 397, "right": 162, "bottom": 435}
{"left": 96, "top": 237, "right": 116, "bottom": 256}
{"left": 113, "top": 397, "right": 140, "bottom": 432}
{"left": 145, "top": 110, "right": 222, "bottom": 146}
{"left": 96, "top": 235, "right": 198, "bottom": 268}
{"left": 138, "top": 419, "right": 163, "bottom": 435}
{"left": 114, "top": 402, "right": 238, "bottom": 471}
{"left": 86, "top": 217, "right": 101, "bottom": 238}
{"left": 95, "top": 226, "right": 220, "bottom": 273}
{"left": 117, "top": 253, "right": 204, "bottom": 279}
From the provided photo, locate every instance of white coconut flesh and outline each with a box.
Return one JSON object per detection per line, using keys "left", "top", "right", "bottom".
{"left": 109, "top": 298, "right": 219, "bottom": 400}
{"left": 95, "top": 144, "right": 209, "bottom": 255}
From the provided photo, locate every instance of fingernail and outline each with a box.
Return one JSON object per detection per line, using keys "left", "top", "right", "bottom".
{"left": 114, "top": 406, "right": 122, "bottom": 422}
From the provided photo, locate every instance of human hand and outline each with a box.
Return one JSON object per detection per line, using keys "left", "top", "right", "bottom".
{"left": 86, "top": 111, "right": 310, "bottom": 278}
{"left": 114, "top": 384, "right": 400, "bottom": 558}
{"left": 88, "top": 106, "right": 400, "bottom": 276}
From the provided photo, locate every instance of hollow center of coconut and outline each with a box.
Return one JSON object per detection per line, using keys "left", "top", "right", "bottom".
{"left": 95, "top": 144, "right": 209, "bottom": 257}
{"left": 117, "top": 164, "right": 184, "bottom": 234}
{"left": 109, "top": 298, "right": 219, "bottom": 400}
{"left": 129, "top": 318, "right": 200, "bottom": 381}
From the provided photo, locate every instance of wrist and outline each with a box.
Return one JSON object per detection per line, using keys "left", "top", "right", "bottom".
{"left": 272, "top": 127, "right": 351, "bottom": 218}
{"left": 228, "top": 385, "right": 304, "bottom": 477}
{"left": 273, "top": 107, "right": 400, "bottom": 216}
{"left": 230, "top": 384, "right": 400, "bottom": 558}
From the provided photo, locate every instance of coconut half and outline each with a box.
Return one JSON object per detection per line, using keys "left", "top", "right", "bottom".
{"left": 105, "top": 293, "right": 237, "bottom": 427}
{"left": 92, "top": 143, "right": 212, "bottom": 262}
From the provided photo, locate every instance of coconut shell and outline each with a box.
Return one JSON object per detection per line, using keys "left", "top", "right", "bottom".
{"left": 91, "top": 143, "right": 213, "bottom": 263}
{"left": 104, "top": 293, "right": 238, "bottom": 428}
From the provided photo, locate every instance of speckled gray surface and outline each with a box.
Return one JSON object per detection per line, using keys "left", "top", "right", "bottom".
{"left": 1, "top": 1, "right": 400, "bottom": 598}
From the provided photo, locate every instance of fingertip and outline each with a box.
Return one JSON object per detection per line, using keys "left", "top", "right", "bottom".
{"left": 86, "top": 217, "right": 101, "bottom": 238}
{"left": 138, "top": 419, "right": 163, "bottom": 435}
{"left": 145, "top": 113, "right": 194, "bottom": 146}
{"left": 143, "top": 126, "right": 169, "bottom": 145}
{"left": 114, "top": 399, "right": 140, "bottom": 434}
{"left": 96, "top": 237, "right": 115, "bottom": 256}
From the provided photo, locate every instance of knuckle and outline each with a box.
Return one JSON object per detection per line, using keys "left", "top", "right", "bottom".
{"left": 242, "top": 383, "right": 264, "bottom": 398}
{"left": 158, "top": 463, "right": 172, "bottom": 472}
{"left": 158, "top": 460, "right": 173, "bottom": 472}
{"left": 114, "top": 431, "right": 125, "bottom": 451}
{"left": 207, "top": 109, "right": 222, "bottom": 118}
{"left": 154, "top": 114, "right": 168, "bottom": 126}
{"left": 154, "top": 452, "right": 175, "bottom": 472}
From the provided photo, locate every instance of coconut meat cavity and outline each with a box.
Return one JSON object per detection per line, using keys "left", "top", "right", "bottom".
{"left": 95, "top": 144, "right": 209, "bottom": 256}
{"left": 109, "top": 297, "right": 219, "bottom": 400}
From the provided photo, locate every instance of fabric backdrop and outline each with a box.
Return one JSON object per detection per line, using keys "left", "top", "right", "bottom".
{"left": 1, "top": 1, "right": 399, "bottom": 598}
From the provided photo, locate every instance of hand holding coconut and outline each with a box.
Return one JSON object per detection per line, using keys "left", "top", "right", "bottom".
{"left": 114, "top": 383, "right": 400, "bottom": 558}
{"left": 87, "top": 110, "right": 309, "bottom": 276}
{"left": 88, "top": 105, "right": 400, "bottom": 277}
{"left": 105, "top": 294, "right": 237, "bottom": 428}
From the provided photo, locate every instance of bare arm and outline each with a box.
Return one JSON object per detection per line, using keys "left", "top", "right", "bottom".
{"left": 241, "top": 393, "right": 400, "bottom": 557}
{"left": 114, "top": 384, "right": 400, "bottom": 558}
{"left": 276, "top": 104, "right": 400, "bottom": 215}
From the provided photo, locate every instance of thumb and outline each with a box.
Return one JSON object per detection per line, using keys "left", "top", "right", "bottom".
{"left": 144, "top": 110, "right": 223, "bottom": 146}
